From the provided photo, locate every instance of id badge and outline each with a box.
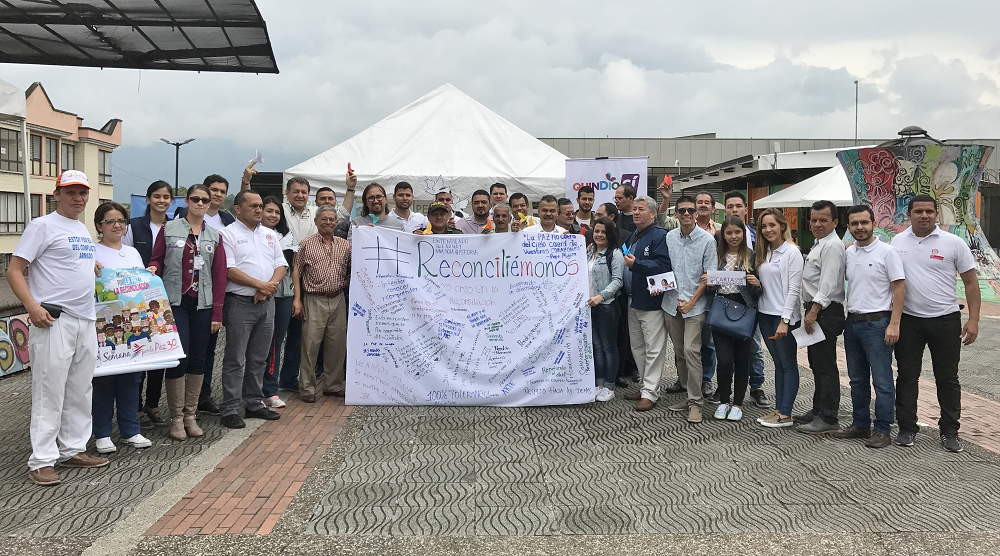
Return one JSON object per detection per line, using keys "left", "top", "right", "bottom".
{"left": 193, "top": 255, "right": 205, "bottom": 270}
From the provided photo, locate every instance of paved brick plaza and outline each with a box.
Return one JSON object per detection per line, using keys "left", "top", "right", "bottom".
{"left": 1, "top": 308, "right": 1000, "bottom": 555}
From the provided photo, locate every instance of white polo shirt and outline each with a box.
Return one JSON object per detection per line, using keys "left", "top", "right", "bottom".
{"left": 523, "top": 223, "right": 566, "bottom": 234}
{"left": 891, "top": 226, "right": 976, "bottom": 318}
{"left": 222, "top": 220, "right": 287, "bottom": 296}
{"left": 389, "top": 208, "right": 428, "bottom": 233}
{"left": 845, "top": 238, "right": 905, "bottom": 314}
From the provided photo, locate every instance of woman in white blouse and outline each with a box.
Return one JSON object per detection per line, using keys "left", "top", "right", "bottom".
{"left": 753, "top": 208, "right": 803, "bottom": 428}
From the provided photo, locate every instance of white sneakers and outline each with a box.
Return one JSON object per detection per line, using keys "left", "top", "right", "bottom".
{"left": 714, "top": 404, "right": 744, "bottom": 421}
{"left": 264, "top": 395, "right": 286, "bottom": 408}
{"left": 123, "top": 434, "right": 152, "bottom": 448}
{"left": 727, "top": 406, "right": 743, "bottom": 421}
{"left": 95, "top": 437, "right": 116, "bottom": 453}
{"left": 595, "top": 387, "right": 616, "bottom": 402}
{"left": 714, "top": 404, "right": 730, "bottom": 419}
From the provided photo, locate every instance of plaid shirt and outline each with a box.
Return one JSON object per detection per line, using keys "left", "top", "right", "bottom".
{"left": 293, "top": 233, "right": 351, "bottom": 295}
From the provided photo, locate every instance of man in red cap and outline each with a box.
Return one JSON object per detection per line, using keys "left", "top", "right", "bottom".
{"left": 7, "top": 170, "right": 109, "bottom": 486}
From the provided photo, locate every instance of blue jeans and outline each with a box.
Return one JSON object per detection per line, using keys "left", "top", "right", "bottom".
{"left": 279, "top": 316, "right": 302, "bottom": 389}
{"left": 750, "top": 326, "right": 765, "bottom": 389}
{"left": 844, "top": 317, "right": 895, "bottom": 434}
{"left": 759, "top": 313, "right": 800, "bottom": 416}
{"left": 92, "top": 372, "right": 143, "bottom": 439}
{"left": 701, "top": 317, "right": 716, "bottom": 384}
{"left": 263, "top": 296, "right": 293, "bottom": 398}
{"left": 591, "top": 303, "right": 620, "bottom": 389}
{"left": 168, "top": 296, "right": 213, "bottom": 379}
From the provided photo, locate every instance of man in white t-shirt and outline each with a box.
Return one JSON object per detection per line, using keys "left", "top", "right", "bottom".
{"left": 389, "top": 181, "right": 428, "bottom": 233}
{"left": 833, "top": 205, "right": 906, "bottom": 449}
{"left": 8, "top": 170, "right": 109, "bottom": 486}
{"left": 523, "top": 196, "right": 566, "bottom": 234}
{"left": 891, "top": 194, "right": 980, "bottom": 453}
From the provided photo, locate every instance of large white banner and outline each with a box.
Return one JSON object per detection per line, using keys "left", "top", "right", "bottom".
{"left": 565, "top": 157, "right": 648, "bottom": 209}
{"left": 347, "top": 228, "right": 594, "bottom": 406}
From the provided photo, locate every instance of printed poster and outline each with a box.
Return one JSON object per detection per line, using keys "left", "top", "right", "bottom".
{"left": 347, "top": 227, "right": 594, "bottom": 406}
{"left": 94, "top": 268, "right": 184, "bottom": 377}
{"left": 565, "top": 156, "right": 648, "bottom": 210}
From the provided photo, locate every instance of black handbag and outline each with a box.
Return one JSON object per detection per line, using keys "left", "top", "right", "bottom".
{"left": 706, "top": 296, "right": 756, "bottom": 339}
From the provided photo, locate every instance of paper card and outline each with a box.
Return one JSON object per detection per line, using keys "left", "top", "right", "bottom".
{"left": 792, "top": 325, "right": 826, "bottom": 348}
{"left": 707, "top": 270, "right": 746, "bottom": 286}
{"left": 249, "top": 149, "right": 264, "bottom": 164}
{"left": 647, "top": 271, "right": 676, "bottom": 294}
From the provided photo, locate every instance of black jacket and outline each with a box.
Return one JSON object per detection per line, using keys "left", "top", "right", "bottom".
{"left": 173, "top": 206, "right": 236, "bottom": 227}
{"left": 128, "top": 214, "right": 165, "bottom": 267}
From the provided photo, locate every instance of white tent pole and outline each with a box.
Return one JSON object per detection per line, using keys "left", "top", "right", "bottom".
{"left": 20, "top": 118, "right": 30, "bottom": 227}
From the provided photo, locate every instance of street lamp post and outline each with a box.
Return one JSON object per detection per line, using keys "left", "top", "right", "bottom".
{"left": 854, "top": 80, "right": 859, "bottom": 146}
{"left": 160, "top": 137, "right": 195, "bottom": 196}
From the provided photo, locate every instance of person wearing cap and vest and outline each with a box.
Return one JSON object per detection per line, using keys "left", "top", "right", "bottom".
{"left": 420, "top": 202, "right": 463, "bottom": 234}
{"left": 149, "top": 184, "right": 228, "bottom": 441}
{"left": 8, "top": 170, "right": 109, "bottom": 486}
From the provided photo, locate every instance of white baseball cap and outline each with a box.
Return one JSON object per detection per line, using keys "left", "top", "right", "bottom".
{"left": 56, "top": 169, "right": 90, "bottom": 189}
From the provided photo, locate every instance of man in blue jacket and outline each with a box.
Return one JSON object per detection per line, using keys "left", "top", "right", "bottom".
{"left": 622, "top": 195, "right": 672, "bottom": 411}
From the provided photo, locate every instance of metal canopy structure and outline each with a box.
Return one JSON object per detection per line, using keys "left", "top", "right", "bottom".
{"left": 0, "top": 0, "right": 278, "bottom": 73}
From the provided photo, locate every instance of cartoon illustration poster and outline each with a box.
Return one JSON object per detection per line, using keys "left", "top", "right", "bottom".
{"left": 93, "top": 268, "right": 184, "bottom": 377}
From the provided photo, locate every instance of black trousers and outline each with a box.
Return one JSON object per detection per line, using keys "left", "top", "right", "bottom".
{"left": 895, "top": 312, "right": 963, "bottom": 435}
{"left": 805, "top": 301, "right": 845, "bottom": 424}
{"left": 712, "top": 325, "right": 751, "bottom": 406}
{"left": 616, "top": 293, "right": 639, "bottom": 379}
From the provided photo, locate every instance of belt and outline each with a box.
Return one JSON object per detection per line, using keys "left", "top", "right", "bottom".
{"left": 307, "top": 290, "right": 342, "bottom": 298}
{"left": 847, "top": 311, "right": 891, "bottom": 322}
{"left": 225, "top": 293, "right": 255, "bottom": 300}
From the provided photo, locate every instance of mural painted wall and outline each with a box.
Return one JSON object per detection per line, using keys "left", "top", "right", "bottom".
{"left": 837, "top": 144, "right": 1000, "bottom": 301}
{"left": 0, "top": 314, "right": 30, "bottom": 377}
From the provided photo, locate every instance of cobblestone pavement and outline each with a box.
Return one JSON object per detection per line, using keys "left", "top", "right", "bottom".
{"left": 1, "top": 309, "right": 1000, "bottom": 555}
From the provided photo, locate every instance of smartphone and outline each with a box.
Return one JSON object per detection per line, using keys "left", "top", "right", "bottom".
{"left": 40, "top": 303, "right": 63, "bottom": 319}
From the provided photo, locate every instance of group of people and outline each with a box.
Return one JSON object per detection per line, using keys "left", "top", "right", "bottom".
{"left": 11, "top": 165, "right": 980, "bottom": 487}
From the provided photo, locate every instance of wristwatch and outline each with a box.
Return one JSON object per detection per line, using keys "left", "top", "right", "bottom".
{"left": 781, "top": 317, "right": 790, "bottom": 324}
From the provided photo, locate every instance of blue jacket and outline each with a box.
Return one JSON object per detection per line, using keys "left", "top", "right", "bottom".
{"left": 128, "top": 213, "right": 169, "bottom": 267}
{"left": 623, "top": 224, "right": 672, "bottom": 311}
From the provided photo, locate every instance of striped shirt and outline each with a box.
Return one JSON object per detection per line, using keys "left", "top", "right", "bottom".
{"left": 293, "top": 233, "right": 351, "bottom": 295}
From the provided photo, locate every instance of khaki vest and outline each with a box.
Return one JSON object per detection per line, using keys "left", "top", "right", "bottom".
{"left": 161, "top": 219, "right": 221, "bottom": 310}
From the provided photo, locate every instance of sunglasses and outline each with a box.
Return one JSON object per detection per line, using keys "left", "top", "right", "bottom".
{"left": 676, "top": 207, "right": 696, "bottom": 215}
{"left": 188, "top": 196, "right": 211, "bottom": 204}
{"left": 99, "top": 218, "right": 128, "bottom": 226}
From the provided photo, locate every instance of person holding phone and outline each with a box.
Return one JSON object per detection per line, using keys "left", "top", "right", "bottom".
{"left": 8, "top": 170, "right": 109, "bottom": 486}
{"left": 754, "top": 209, "right": 803, "bottom": 428}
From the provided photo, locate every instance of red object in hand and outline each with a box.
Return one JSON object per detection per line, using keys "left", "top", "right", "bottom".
{"left": 348, "top": 162, "right": 353, "bottom": 173}
{"left": 664, "top": 175, "right": 672, "bottom": 186}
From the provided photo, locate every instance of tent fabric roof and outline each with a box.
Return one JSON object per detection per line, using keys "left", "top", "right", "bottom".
{"left": 0, "top": 78, "right": 26, "bottom": 121}
{"left": 0, "top": 0, "right": 277, "bottom": 73}
{"left": 285, "top": 84, "right": 567, "bottom": 205}
{"left": 753, "top": 166, "right": 854, "bottom": 209}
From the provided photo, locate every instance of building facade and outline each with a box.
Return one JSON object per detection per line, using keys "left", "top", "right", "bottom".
{"left": 0, "top": 82, "right": 121, "bottom": 272}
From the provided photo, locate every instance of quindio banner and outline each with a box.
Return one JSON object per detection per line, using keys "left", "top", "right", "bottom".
{"left": 565, "top": 156, "right": 648, "bottom": 209}
{"left": 347, "top": 227, "right": 594, "bottom": 406}
{"left": 94, "top": 268, "right": 184, "bottom": 377}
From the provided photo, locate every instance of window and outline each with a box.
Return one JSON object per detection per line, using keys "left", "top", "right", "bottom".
{"left": 0, "top": 128, "right": 22, "bottom": 172}
{"left": 45, "top": 138, "right": 58, "bottom": 176}
{"left": 30, "top": 194, "right": 41, "bottom": 219}
{"left": 61, "top": 143, "right": 75, "bottom": 171}
{"left": 0, "top": 192, "right": 26, "bottom": 233}
{"left": 99, "top": 150, "right": 112, "bottom": 183}
{"left": 30, "top": 134, "right": 41, "bottom": 175}
{"left": 46, "top": 195, "right": 57, "bottom": 215}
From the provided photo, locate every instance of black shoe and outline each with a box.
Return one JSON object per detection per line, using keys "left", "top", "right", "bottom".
{"left": 792, "top": 411, "right": 816, "bottom": 425}
{"left": 749, "top": 388, "right": 771, "bottom": 408}
{"left": 701, "top": 382, "right": 714, "bottom": 398}
{"left": 142, "top": 408, "right": 166, "bottom": 426}
{"left": 220, "top": 414, "right": 245, "bottom": 429}
{"left": 865, "top": 432, "right": 891, "bottom": 448}
{"left": 831, "top": 424, "right": 871, "bottom": 439}
{"left": 615, "top": 377, "right": 631, "bottom": 388}
{"left": 707, "top": 392, "right": 721, "bottom": 404}
{"left": 895, "top": 430, "right": 916, "bottom": 447}
{"left": 198, "top": 398, "right": 220, "bottom": 415}
{"left": 665, "top": 381, "right": 685, "bottom": 394}
{"left": 940, "top": 433, "right": 963, "bottom": 453}
{"left": 139, "top": 415, "right": 155, "bottom": 430}
{"left": 246, "top": 407, "right": 280, "bottom": 421}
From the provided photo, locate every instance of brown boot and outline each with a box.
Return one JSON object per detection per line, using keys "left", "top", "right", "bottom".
{"left": 182, "top": 374, "right": 204, "bottom": 437}
{"left": 165, "top": 377, "right": 186, "bottom": 441}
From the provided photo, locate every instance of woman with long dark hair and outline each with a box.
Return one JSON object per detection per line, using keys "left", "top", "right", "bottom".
{"left": 587, "top": 216, "right": 624, "bottom": 402}
{"left": 149, "top": 184, "right": 227, "bottom": 441}
{"left": 261, "top": 196, "right": 295, "bottom": 408}
{"left": 123, "top": 181, "right": 173, "bottom": 428}
{"left": 706, "top": 216, "right": 761, "bottom": 422}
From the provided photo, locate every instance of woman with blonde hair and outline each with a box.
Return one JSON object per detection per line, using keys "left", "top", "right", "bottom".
{"left": 753, "top": 209, "right": 803, "bottom": 428}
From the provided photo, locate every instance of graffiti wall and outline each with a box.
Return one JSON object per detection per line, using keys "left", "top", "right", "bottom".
{"left": 837, "top": 144, "right": 1000, "bottom": 298}
{"left": 0, "top": 314, "right": 30, "bottom": 377}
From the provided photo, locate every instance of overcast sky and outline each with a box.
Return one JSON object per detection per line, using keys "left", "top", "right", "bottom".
{"left": 3, "top": 0, "right": 1000, "bottom": 200}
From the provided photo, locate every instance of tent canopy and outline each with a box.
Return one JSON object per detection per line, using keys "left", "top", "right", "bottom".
{"left": 0, "top": 78, "right": 26, "bottom": 121}
{"left": 285, "top": 83, "right": 567, "bottom": 209}
{"left": 754, "top": 166, "right": 853, "bottom": 209}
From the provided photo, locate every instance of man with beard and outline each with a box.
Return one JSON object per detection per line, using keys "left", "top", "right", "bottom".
{"left": 456, "top": 190, "right": 494, "bottom": 234}
{"left": 388, "top": 182, "right": 428, "bottom": 233}
{"left": 347, "top": 183, "right": 405, "bottom": 242}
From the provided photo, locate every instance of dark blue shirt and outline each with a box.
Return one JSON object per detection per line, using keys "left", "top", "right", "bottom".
{"left": 624, "top": 224, "right": 672, "bottom": 311}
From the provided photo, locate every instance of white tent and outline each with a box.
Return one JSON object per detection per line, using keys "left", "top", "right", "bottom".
{"left": 0, "top": 79, "right": 30, "bottom": 228}
{"left": 285, "top": 83, "right": 567, "bottom": 210}
{"left": 754, "top": 166, "right": 854, "bottom": 209}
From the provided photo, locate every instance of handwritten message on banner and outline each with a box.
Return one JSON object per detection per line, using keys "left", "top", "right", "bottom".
{"left": 94, "top": 268, "right": 185, "bottom": 377}
{"left": 347, "top": 228, "right": 595, "bottom": 406}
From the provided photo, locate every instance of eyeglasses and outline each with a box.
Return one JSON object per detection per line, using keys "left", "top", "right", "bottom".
{"left": 99, "top": 218, "right": 128, "bottom": 226}
{"left": 366, "top": 195, "right": 386, "bottom": 202}
{"left": 676, "top": 207, "right": 696, "bottom": 215}
{"left": 188, "top": 197, "right": 211, "bottom": 204}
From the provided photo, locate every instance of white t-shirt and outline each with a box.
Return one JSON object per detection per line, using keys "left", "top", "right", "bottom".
{"left": 389, "top": 209, "right": 428, "bottom": 233}
{"left": 122, "top": 220, "right": 164, "bottom": 248}
{"left": 204, "top": 212, "right": 225, "bottom": 232}
{"left": 523, "top": 223, "right": 567, "bottom": 234}
{"left": 94, "top": 243, "right": 145, "bottom": 270}
{"left": 845, "top": 239, "right": 905, "bottom": 314}
{"left": 891, "top": 226, "right": 976, "bottom": 318}
{"left": 12, "top": 212, "right": 97, "bottom": 321}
